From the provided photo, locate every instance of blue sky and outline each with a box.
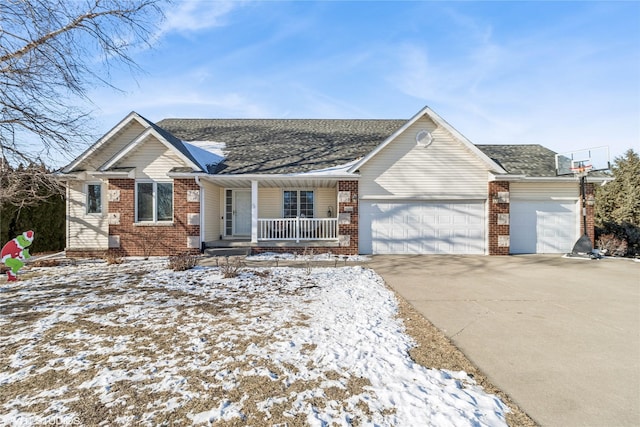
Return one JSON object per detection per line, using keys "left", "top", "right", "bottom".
{"left": 84, "top": 0, "right": 639, "bottom": 165}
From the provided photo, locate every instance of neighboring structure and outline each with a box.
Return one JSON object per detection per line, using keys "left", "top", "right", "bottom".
{"left": 58, "top": 106, "right": 604, "bottom": 257}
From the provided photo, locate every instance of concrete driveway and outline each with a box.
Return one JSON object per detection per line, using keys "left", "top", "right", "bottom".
{"left": 371, "top": 255, "right": 640, "bottom": 427}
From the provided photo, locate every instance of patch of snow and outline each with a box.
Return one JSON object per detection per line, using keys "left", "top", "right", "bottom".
{"left": 190, "top": 398, "right": 246, "bottom": 424}
{"left": 295, "top": 159, "right": 359, "bottom": 176}
{"left": 0, "top": 259, "right": 508, "bottom": 426}
{"left": 246, "top": 251, "right": 369, "bottom": 262}
{"left": 183, "top": 140, "right": 225, "bottom": 170}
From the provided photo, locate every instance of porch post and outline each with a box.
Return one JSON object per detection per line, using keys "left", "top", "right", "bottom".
{"left": 251, "top": 180, "right": 258, "bottom": 243}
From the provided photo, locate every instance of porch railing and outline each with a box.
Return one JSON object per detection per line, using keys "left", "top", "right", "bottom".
{"left": 258, "top": 218, "right": 338, "bottom": 242}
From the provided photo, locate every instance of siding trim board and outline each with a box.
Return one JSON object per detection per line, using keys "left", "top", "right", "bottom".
{"left": 359, "top": 196, "right": 487, "bottom": 202}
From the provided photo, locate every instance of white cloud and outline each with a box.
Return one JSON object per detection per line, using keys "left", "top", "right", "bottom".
{"left": 88, "top": 69, "right": 270, "bottom": 125}
{"left": 386, "top": 8, "right": 639, "bottom": 159}
{"left": 158, "top": 0, "right": 240, "bottom": 36}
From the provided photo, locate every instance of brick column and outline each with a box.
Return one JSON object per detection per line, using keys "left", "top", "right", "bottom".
{"left": 337, "top": 180, "right": 359, "bottom": 255}
{"left": 582, "top": 182, "right": 596, "bottom": 245}
{"left": 488, "top": 181, "right": 510, "bottom": 255}
{"left": 108, "top": 179, "right": 134, "bottom": 256}
{"left": 174, "top": 178, "right": 201, "bottom": 253}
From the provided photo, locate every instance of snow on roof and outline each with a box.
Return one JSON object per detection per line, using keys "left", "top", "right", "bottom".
{"left": 182, "top": 141, "right": 226, "bottom": 171}
{"left": 296, "top": 159, "right": 359, "bottom": 176}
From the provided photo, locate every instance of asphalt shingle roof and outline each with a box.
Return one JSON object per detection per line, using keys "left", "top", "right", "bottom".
{"left": 156, "top": 118, "right": 563, "bottom": 177}
{"left": 476, "top": 144, "right": 559, "bottom": 176}
{"left": 156, "top": 119, "right": 406, "bottom": 174}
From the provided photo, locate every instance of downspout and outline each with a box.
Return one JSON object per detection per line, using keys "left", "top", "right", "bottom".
{"left": 65, "top": 181, "right": 70, "bottom": 252}
{"left": 195, "top": 176, "right": 204, "bottom": 253}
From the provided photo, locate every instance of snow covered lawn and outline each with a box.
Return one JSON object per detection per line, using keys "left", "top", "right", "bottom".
{"left": 0, "top": 259, "right": 508, "bottom": 426}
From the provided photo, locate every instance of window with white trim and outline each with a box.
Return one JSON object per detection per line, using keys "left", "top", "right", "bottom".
{"left": 136, "top": 181, "right": 173, "bottom": 222}
{"left": 283, "top": 190, "right": 314, "bottom": 218}
{"left": 86, "top": 183, "right": 102, "bottom": 214}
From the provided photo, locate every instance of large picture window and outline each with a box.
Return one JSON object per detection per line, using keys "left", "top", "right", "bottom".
{"left": 86, "top": 183, "right": 102, "bottom": 214}
{"left": 284, "top": 190, "right": 314, "bottom": 218}
{"left": 136, "top": 181, "right": 173, "bottom": 222}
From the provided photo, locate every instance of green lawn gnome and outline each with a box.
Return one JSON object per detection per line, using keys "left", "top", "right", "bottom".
{"left": 1, "top": 230, "right": 34, "bottom": 281}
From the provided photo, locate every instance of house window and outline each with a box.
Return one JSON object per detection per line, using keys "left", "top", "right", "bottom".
{"left": 86, "top": 183, "right": 102, "bottom": 214}
{"left": 284, "top": 190, "right": 314, "bottom": 218}
{"left": 136, "top": 181, "right": 173, "bottom": 222}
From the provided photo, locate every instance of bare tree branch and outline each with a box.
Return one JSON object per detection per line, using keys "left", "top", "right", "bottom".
{"left": 0, "top": 0, "right": 165, "bottom": 206}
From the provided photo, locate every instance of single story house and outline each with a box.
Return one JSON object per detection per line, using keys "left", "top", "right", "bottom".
{"left": 58, "top": 106, "right": 601, "bottom": 257}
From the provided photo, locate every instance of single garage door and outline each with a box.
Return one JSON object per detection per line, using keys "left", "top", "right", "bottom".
{"left": 360, "top": 201, "right": 485, "bottom": 254}
{"left": 510, "top": 201, "right": 578, "bottom": 254}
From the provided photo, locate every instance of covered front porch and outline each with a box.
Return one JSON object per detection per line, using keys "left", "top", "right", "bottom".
{"left": 193, "top": 174, "right": 358, "bottom": 254}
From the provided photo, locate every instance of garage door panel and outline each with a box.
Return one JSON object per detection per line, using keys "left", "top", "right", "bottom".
{"left": 361, "top": 201, "right": 485, "bottom": 254}
{"left": 510, "top": 201, "right": 577, "bottom": 254}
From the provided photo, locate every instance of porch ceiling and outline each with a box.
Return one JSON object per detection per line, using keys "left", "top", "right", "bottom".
{"left": 199, "top": 175, "right": 350, "bottom": 188}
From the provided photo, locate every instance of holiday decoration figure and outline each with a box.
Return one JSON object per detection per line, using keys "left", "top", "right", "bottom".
{"left": 1, "top": 231, "right": 34, "bottom": 281}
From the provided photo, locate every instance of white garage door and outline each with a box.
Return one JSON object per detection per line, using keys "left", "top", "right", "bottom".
{"left": 360, "top": 201, "right": 486, "bottom": 254}
{"left": 510, "top": 201, "right": 578, "bottom": 254}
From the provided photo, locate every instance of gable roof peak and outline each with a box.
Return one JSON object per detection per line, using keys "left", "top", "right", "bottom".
{"left": 61, "top": 111, "right": 154, "bottom": 173}
{"left": 348, "top": 105, "right": 507, "bottom": 174}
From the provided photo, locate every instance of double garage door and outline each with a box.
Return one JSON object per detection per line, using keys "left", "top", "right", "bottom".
{"left": 360, "top": 201, "right": 485, "bottom": 254}
{"left": 360, "top": 200, "right": 578, "bottom": 254}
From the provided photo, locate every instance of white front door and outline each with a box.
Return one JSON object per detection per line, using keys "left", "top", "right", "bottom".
{"left": 233, "top": 190, "right": 251, "bottom": 236}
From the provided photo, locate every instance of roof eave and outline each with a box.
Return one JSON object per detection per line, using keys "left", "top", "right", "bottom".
{"left": 204, "top": 172, "right": 360, "bottom": 181}
{"left": 88, "top": 169, "right": 136, "bottom": 179}
{"left": 53, "top": 171, "right": 86, "bottom": 180}
{"left": 490, "top": 173, "right": 614, "bottom": 183}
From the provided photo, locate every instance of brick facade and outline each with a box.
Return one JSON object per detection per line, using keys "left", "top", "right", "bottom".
{"left": 488, "top": 181, "right": 510, "bottom": 255}
{"left": 104, "top": 178, "right": 200, "bottom": 257}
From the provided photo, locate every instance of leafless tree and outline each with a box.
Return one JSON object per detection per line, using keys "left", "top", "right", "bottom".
{"left": 0, "top": 0, "right": 165, "bottom": 206}
{"left": 0, "top": 161, "right": 61, "bottom": 208}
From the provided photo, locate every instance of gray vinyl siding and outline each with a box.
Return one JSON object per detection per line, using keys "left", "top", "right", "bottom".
{"left": 257, "top": 187, "right": 336, "bottom": 218}
{"left": 66, "top": 181, "right": 109, "bottom": 250}
{"left": 510, "top": 182, "right": 578, "bottom": 200}
{"left": 258, "top": 188, "right": 281, "bottom": 217}
{"left": 83, "top": 121, "right": 147, "bottom": 170}
{"left": 316, "top": 187, "right": 337, "bottom": 218}
{"left": 202, "top": 180, "right": 220, "bottom": 241}
{"left": 358, "top": 117, "right": 489, "bottom": 200}
{"left": 117, "top": 138, "right": 187, "bottom": 179}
